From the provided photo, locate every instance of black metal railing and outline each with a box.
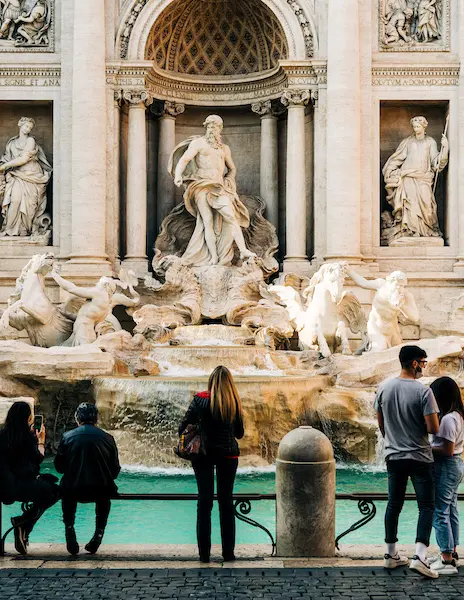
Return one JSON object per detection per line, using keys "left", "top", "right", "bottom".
{"left": 1, "top": 492, "right": 463, "bottom": 557}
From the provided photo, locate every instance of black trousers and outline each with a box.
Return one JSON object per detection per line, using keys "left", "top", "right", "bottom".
{"left": 62, "top": 495, "right": 112, "bottom": 532}
{"left": 385, "top": 459, "right": 435, "bottom": 546}
{"left": 15, "top": 476, "right": 60, "bottom": 536}
{"left": 192, "top": 456, "right": 238, "bottom": 558}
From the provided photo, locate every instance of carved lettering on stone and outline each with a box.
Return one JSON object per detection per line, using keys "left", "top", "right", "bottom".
{"left": 0, "top": 0, "right": 54, "bottom": 52}
{"left": 379, "top": 0, "right": 450, "bottom": 52}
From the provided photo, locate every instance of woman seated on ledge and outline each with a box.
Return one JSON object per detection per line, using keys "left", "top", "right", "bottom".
{"left": 179, "top": 365, "right": 244, "bottom": 563}
{"left": 0, "top": 401, "right": 59, "bottom": 555}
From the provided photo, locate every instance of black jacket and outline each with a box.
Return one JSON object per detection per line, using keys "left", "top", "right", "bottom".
{"left": 54, "top": 424, "right": 120, "bottom": 495}
{"left": 179, "top": 392, "right": 244, "bottom": 457}
{"left": 0, "top": 428, "right": 43, "bottom": 481}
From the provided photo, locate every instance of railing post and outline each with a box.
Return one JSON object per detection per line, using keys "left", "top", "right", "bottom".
{"left": 276, "top": 426, "right": 336, "bottom": 557}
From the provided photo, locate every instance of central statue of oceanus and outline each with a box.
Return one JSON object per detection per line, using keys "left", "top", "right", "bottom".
{"left": 168, "top": 114, "right": 256, "bottom": 267}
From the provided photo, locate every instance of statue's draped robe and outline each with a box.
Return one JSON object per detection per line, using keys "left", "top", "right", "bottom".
{"left": 169, "top": 137, "right": 250, "bottom": 266}
{"left": 0, "top": 136, "right": 52, "bottom": 236}
{"left": 382, "top": 134, "right": 447, "bottom": 239}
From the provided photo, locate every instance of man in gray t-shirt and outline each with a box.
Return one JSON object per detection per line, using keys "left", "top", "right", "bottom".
{"left": 375, "top": 345, "right": 439, "bottom": 578}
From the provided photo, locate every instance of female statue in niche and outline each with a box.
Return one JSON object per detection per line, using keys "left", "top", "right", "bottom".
{"left": 0, "top": 117, "right": 52, "bottom": 238}
{"left": 382, "top": 115, "right": 448, "bottom": 243}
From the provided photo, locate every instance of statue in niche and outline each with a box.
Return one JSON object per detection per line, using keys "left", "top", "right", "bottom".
{"left": 169, "top": 114, "right": 256, "bottom": 267}
{"left": 381, "top": 115, "right": 448, "bottom": 244}
{"left": 0, "top": 117, "right": 52, "bottom": 242}
{"left": 381, "top": 0, "right": 444, "bottom": 48}
{"left": 345, "top": 267, "right": 420, "bottom": 352}
{"left": 50, "top": 267, "right": 140, "bottom": 347}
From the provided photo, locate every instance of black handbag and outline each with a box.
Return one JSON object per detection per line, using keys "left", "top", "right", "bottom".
{"left": 174, "top": 422, "right": 206, "bottom": 461}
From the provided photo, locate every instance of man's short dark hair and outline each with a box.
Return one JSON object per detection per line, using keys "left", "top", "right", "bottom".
{"left": 399, "top": 345, "right": 427, "bottom": 368}
{"left": 75, "top": 402, "right": 98, "bottom": 425}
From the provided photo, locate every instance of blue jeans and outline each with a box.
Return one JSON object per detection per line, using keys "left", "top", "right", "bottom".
{"left": 385, "top": 459, "right": 435, "bottom": 545}
{"left": 433, "top": 456, "right": 464, "bottom": 553}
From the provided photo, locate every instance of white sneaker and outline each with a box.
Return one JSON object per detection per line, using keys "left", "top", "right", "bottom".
{"left": 409, "top": 555, "right": 439, "bottom": 579}
{"left": 429, "top": 557, "right": 458, "bottom": 575}
{"left": 383, "top": 553, "right": 409, "bottom": 569}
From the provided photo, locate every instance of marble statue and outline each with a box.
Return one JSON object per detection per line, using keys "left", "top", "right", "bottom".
{"left": 381, "top": 0, "right": 444, "bottom": 47}
{"left": 0, "top": 117, "right": 52, "bottom": 240}
{"left": 269, "top": 263, "right": 367, "bottom": 357}
{"left": 51, "top": 268, "right": 140, "bottom": 346}
{"left": 169, "top": 114, "right": 256, "bottom": 267}
{"left": 0, "top": 252, "right": 75, "bottom": 347}
{"left": 15, "top": 0, "right": 50, "bottom": 46}
{"left": 381, "top": 115, "right": 448, "bottom": 244}
{"left": 345, "top": 267, "right": 420, "bottom": 352}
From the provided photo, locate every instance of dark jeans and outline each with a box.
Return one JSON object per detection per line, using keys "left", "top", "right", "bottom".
{"left": 385, "top": 459, "right": 435, "bottom": 546}
{"left": 15, "top": 476, "right": 60, "bottom": 536}
{"left": 192, "top": 456, "right": 238, "bottom": 559}
{"left": 62, "top": 495, "right": 112, "bottom": 532}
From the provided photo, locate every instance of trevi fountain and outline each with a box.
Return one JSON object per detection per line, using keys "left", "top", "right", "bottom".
{"left": 0, "top": 0, "right": 463, "bottom": 473}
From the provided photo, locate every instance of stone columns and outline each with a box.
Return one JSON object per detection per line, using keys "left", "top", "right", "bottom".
{"left": 325, "top": 0, "right": 362, "bottom": 262}
{"left": 281, "top": 90, "right": 311, "bottom": 274}
{"left": 454, "top": 1, "right": 464, "bottom": 273}
{"left": 123, "top": 90, "right": 153, "bottom": 276}
{"left": 156, "top": 102, "right": 185, "bottom": 226}
{"left": 251, "top": 100, "right": 279, "bottom": 230}
{"left": 69, "top": 0, "right": 109, "bottom": 269}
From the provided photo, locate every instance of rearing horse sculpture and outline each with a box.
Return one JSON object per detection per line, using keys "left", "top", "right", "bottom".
{"left": 269, "top": 263, "right": 367, "bottom": 357}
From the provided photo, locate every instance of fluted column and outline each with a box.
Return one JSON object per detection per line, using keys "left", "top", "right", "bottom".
{"left": 69, "top": 0, "right": 109, "bottom": 269}
{"left": 156, "top": 101, "right": 185, "bottom": 227}
{"left": 325, "top": 0, "right": 362, "bottom": 262}
{"left": 123, "top": 90, "right": 153, "bottom": 276}
{"left": 281, "top": 90, "right": 310, "bottom": 273}
{"left": 252, "top": 100, "right": 279, "bottom": 230}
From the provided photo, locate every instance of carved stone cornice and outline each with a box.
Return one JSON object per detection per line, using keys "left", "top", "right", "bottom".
{"left": 150, "top": 100, "right": 185, "bottom": 118}
{"left": 372, "top": 66, "right": 459, "bottom": 87}
{"left": 0, "top": 66, "right": 60, "bottom": 87}
{"left": 281, "top": 89, "right": 311, "bottom": 107}
{"left": 122, "top": 89, "right": 153, "bottom": 107}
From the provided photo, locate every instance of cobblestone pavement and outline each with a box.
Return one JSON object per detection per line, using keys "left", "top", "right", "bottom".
{"left": 0, "top": 567, "right": 464, "bottom": 599}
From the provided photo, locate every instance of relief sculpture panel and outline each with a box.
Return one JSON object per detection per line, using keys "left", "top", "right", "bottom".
{"left": 379, "top": 0, "right": 450, "bottom": 51}
{"left": 0, "top": 0, "right": 53, "bottom": 51}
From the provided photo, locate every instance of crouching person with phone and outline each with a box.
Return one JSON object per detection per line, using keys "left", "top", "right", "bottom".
{"left": 54, "top": 403, "right": 120, "bottom": 556}
{"left": 0, "top": 402, "right": 59, "bottom": 555}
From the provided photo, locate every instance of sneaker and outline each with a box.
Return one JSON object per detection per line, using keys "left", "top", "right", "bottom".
{"left": 383, "top": 553, "right": 409, "bottom": 569}
{"left": 10, "top": 517, "right": 27, "bottom": 556}
{"left": 65, "top": 526, "right": 79, "bottom": 556}
{"left": 429, "top": 557, "right": 458, "bottom": 575}
{"left": 410, "top": 555, "right": 439, "bottom": 578}
{"left": 84, "top": 530, "right": 104, "bottom": 555}
{"left": 452, "top": 552, "right": 459, "bottom": 566}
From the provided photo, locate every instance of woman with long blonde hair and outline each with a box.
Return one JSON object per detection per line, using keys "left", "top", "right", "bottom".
{"left": 179, "top": 365, "right": 244, "bottom": 563}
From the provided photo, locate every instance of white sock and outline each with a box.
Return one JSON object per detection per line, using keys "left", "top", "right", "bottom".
{"left": 387, "top": 543, "right": 397, "bottom": 557}
{"left": 415, "top": 542, "right": 427, "bottom": 561}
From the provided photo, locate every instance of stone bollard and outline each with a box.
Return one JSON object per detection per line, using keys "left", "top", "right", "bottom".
{"left": 276, "top": 426, "right": 336, "bottom": 557}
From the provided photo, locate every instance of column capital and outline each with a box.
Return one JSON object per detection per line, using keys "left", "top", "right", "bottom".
{"left": 122, "top": 89, "right": 153, "bottom": 108}
{"left": 151, "top": 100, "right": 185, "bottom": 118}
{"left": 281, "top": 89, "right": 311, "bottom": 108}
{"left": 252, "top": 99, "right": 287, "bottom": 118}
{"left": 114, "top": 89, "right": 123, "bottom": 106}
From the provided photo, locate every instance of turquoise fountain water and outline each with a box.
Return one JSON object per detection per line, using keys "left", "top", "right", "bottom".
{"left": 3, "top": 462, "right": 462, "bottom": 547}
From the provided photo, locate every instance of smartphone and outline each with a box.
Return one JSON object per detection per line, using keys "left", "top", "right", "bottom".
{"left": 34, "top": 415, "right": 43, "bottom": 432}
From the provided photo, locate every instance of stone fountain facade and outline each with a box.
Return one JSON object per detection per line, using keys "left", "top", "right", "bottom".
{"left": 0, "top": 1, "right": 464, "bottom": 466}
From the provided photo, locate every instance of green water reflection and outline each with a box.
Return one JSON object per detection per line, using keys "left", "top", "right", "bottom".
{"left": 1, "top": 462, "right": 462, "bottom": 546}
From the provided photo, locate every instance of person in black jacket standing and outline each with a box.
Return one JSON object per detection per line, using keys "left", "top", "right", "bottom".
{"left": 179, "top": 365, "right": 244, "bottom": 563}
{"left": 55, "top": 403, "right": 120, "bottom": 556}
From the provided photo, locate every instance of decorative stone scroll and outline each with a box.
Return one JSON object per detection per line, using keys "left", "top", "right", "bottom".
{"left": 379, "top": 0, "right": 450, "bottom": 52}
{"left": 0, "top": 0, "right": 54, "bottom": 52}
{"left": 122, "top": 89, "right": 153, "bottom": 107}
{"left": 150, "top": 100, "right": 185, "bottom": 119}
{"left": 281, "top": 89, "right": 311, "bottom": 107}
